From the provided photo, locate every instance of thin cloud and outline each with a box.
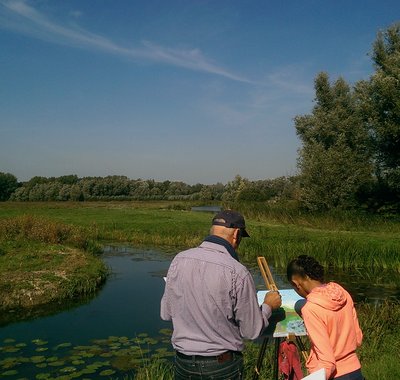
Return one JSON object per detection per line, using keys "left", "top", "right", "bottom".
{"left": 266, "top": 67, "right": 314, "bottom": 96}
{"left": 0, "top": 0, "right": 251, "bottom": 83}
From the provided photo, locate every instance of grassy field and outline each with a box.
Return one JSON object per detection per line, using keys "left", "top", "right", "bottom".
{"left": 1, "top": 201, "right": 399, "bottom": 271}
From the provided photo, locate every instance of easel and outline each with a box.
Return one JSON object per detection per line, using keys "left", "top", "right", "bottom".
{"left": 253, "top": 257, "right": 309, "bottom": 380}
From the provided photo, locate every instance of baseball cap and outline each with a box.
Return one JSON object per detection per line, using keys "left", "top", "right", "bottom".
{"left": 212, "top": 210, "right": 250, "bottom": 237}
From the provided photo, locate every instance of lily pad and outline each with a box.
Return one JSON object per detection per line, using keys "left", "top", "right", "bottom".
{"left": 60, "top": 366, "right": 77, "bottom": 373}
{"left": 80, "top": 352, "right": 94, "bottom": 358}
{"left": 57, "top": 376, "right": 75, "bottom": 380}
{"left": 144, "top": 338, "right": 158, "bottom": 345}
{"left": 32, "top": 339, "right": 48, "bottom": 346}
{"left": 35, "top": 373, "right": 51, "bottom": 379}
{"left": 80, "top": 368, "right": 96, "bottom": 374}
{"left": 3, "top": 347, "right": 20, "bottom": 353}
{"left": 31, "top": 356, "right": 46, "bottom": 363}
{"left": 68, "top": 355, "right": 81, "bottom": 361}
{"left": 71, "top": 360, "right": 85, "bottom": 365}
{"left": 3, "top": 339, "right": 16, "bottom": 344}
{"left": 35, "top": 347, "right": 48, "bottom": 352}
{"left": 86, "top": 364, "right": 100, "bottom": 370}
{"left": 99, "top": 369, "right": 116, "bottom": 376}
{"left": 0, "top": 357, "right": 19, "bottom": 369}
{"left": 159, "top": 328, "right": 173, "bottom": 336}
{"left": 92, "top": 361, "right": 109, "bottom": 367}
{"left": 2, "top": 370, "right": 18, "bottom": 376}
{"left": 107, "top": 336, "right": 120, "bottom": 342}
{"left": 48, "top": 360, "right": 65, "bottom": 366}
{"left": 55, "top": 343, "right": 72, "bottom": 350}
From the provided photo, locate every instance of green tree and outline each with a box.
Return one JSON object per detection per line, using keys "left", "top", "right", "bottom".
{"left": 361, "top": 23, "right": 400, "bottom": 209}
{"left": 221, "top": 175, "right": 248, "bottom": 202}
{"left": 0, "top": 172, "right": 19, "bottom": 201}
{"left": 58, "top": 174, "right": 79, "bottom": 185}
{"left": 295, "top": 73, "right": 373, "bottom": 210}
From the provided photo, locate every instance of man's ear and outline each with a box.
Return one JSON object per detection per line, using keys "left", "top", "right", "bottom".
{"left": 234, "top": 228, "right": 240, "bottom": 239}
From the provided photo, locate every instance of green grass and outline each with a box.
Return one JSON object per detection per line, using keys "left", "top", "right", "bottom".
{"left": 0, "top": 202, "right": 209, "bottom": 250}
{"left": 240, "top": 223, "right": 400, "bottom": 272}
{"left": 229, "top": 201, "right": 400, "bottom": 232}
{"left": 1, "top": 201, "right": 399, "bottom": 271}
{"left": 0, "top": 213, "right": 108, "bottom": 314}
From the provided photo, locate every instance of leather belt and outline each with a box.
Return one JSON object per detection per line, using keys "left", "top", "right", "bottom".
{"left": 176, "top": 350, "right": 241, "bottom": 364}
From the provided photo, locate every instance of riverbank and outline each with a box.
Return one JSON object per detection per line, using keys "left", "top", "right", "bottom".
{"left": 0, "top": 214, "right": 107, "bottom": 318}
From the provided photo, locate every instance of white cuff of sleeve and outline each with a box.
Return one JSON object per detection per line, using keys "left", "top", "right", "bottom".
{"left": 261, "top": 303, "right": 272, "bottom": 319}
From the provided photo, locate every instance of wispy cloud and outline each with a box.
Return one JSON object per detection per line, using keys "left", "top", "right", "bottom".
{"left": 266, "top": 65, "right": 315, "bottom": 96}
{"left": 196, "top": 64, "right": 315, "bottom": 134}
{"left": 0, "top": 0, "right": 251, "bottom": 83}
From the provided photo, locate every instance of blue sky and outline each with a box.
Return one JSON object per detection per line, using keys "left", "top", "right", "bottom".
{"left": 1, "top": 0, "right": 399, "bottom": 184}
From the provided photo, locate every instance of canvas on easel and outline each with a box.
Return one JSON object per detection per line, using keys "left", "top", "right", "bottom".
{"left": 253, "top": 257, "right": 309, "bottom": 380}
{"left": 257, "top": 289, "right": 307, "bottom": 337}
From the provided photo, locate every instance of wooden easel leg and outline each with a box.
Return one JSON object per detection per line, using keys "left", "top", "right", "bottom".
{"left": 253, "top": 337, "right": 269, "bottom": 380}
{"left": 295, "top": 335, "right": 309, "bottom": 362}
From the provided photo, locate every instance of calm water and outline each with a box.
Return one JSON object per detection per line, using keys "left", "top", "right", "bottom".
{"left": 1, "top": 246, "right": 399, "bottom": 378}
{"left": 191, "top": 205, "right": 221, "bottom": 212}
{"left": 251, "top": 265, "right": 400, "bottom": 304}
{"left": 0, "top": 247, "right": 173, "bottom": 379}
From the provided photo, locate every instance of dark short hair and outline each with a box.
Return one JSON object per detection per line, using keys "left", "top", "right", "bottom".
{"left": 287, "top": 255, "right": 325, "bottom": 282}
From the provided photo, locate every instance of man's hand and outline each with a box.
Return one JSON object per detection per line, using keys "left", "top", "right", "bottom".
{"left": 263, "top": 291, "right": 282, "bottom": 310}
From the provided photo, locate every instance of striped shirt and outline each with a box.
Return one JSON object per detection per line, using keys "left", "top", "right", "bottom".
{"left": 160, "top": 240, "right": 272, "bottom": 355}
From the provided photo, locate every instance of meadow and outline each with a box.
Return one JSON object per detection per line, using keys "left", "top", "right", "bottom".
{"left": 0, "top": 201, "right": 399, "bottom": 379}
{"left": 1, "top": 201, "right": 399, "bottom": 271}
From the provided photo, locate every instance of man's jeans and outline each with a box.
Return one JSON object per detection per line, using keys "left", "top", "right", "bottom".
{"left": 174, "top": 351, "right": 244, "bottom": 380}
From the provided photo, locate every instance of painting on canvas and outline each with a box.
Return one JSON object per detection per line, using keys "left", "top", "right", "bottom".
{"left": 257, "top": 289, "right": 307, "bottom": 337}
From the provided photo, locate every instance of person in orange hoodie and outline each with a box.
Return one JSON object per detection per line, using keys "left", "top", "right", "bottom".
{"left": 287, "top": 255, "right": 364, "bottom": 380}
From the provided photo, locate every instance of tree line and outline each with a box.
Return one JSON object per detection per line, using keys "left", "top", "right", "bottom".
{"left": 1, "top": 24, "right": 399, "bottom": 213}
{"left": 0, "top": 173, "right": 297, "bottom": 203}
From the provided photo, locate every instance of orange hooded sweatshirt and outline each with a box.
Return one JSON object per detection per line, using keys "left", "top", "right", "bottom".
{"left": 302, "top": 282, "right": 363, "bottom": 380}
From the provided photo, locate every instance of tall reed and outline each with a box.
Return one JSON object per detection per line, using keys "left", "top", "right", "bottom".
{"left": 0, "top": 214, "right": 102, "bottom": 254}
